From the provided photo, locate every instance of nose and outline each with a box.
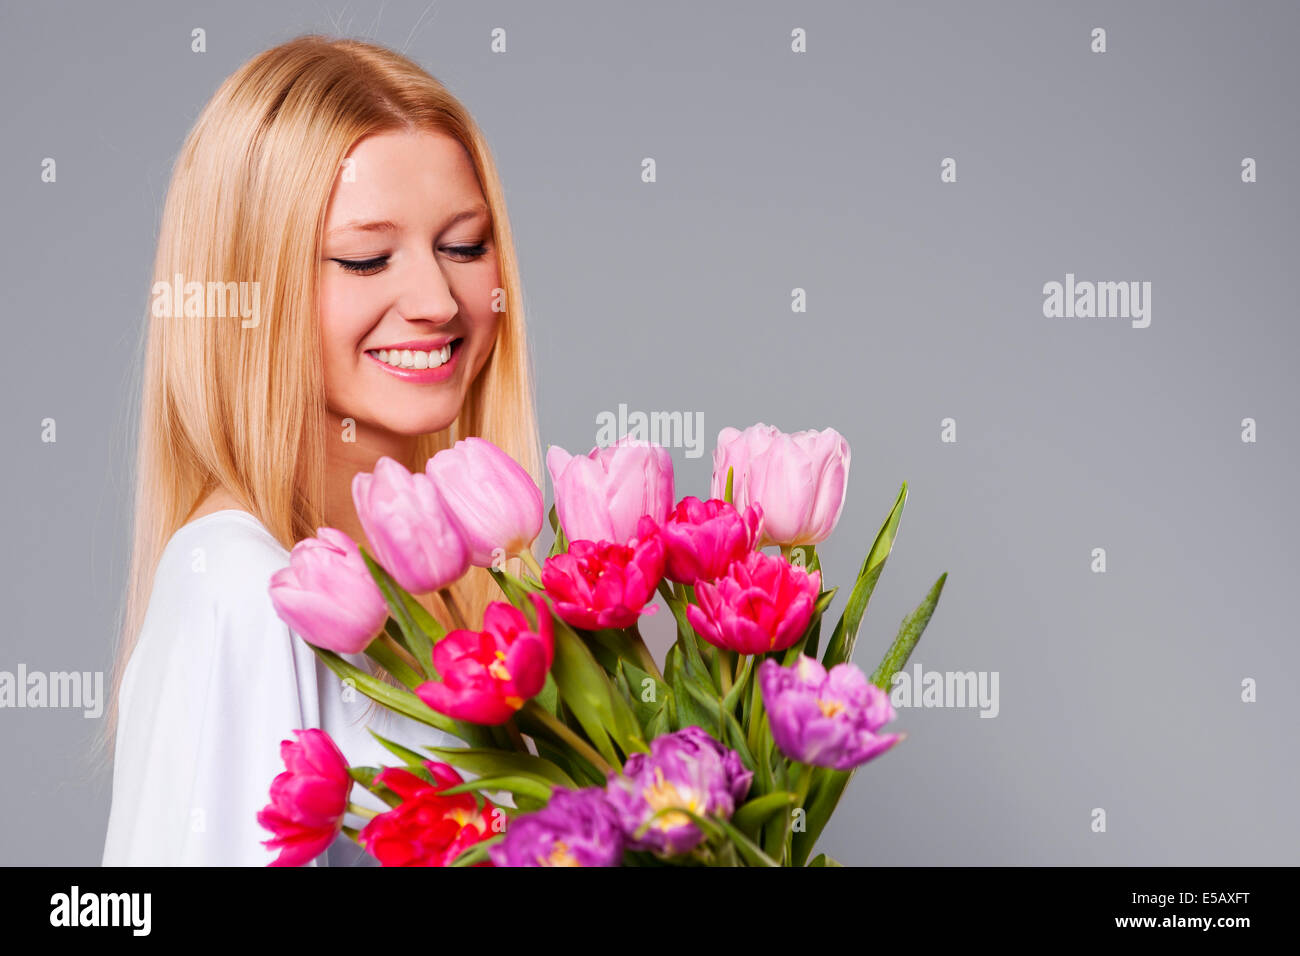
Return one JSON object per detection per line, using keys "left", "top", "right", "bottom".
{"left": 394, "top": 250, "right": 459, "bottom": 325}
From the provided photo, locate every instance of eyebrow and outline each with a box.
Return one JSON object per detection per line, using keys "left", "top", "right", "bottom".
{"left": 325, "top": 205, "right": 490, "bottom": 239}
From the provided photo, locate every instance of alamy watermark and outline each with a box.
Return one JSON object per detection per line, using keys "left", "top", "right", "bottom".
{"left": 151, "top": 273, "right": 261, "bottom": 328}
{"left": 890, "top": 662, "right": 999, "bottom": 718}
{"left": 595, "top": 403, "right": 705, "bottom": 458}
{"left": 1043, "top": 272, "right": 1150, "bottom": 328}
{"left": 0, "top": 664, "right": 103, "bottom": 718}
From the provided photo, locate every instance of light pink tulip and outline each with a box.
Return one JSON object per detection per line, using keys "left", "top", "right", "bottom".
{"left": 710, "top": 423, "right": 850, "bottom": 548}
{"left": 268, "top": 527, "right": 389, "bottom": 654}
{"left": 352, "top": 456, "right": 471, "bottom": 595}
{"left": 425, "top": 437, "right": 543, "bottom": 567}
{"left": 546, "top": 436, "right": 674, "bottom": 547}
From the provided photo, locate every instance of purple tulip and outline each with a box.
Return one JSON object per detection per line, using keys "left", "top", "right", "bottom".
{"left": 546, "top": 436, "right": 674, "bottom": 547}
{"left": 352, "top": 456, "right": 471, "bottom": 595}
{"left": 759, "top": 655, "right": 901, "bottom": 771}
{"left": 710, "top": 423, "right": 850, "bottom": 549}
{"left": 604, "top": 726, "right": 753, "bottom": 857}
{"left": 425, "top": 437, "right": 544, "bottom": 567}
{"left": 268, "top": 527, "right": 389, "bottom": 654}
{"left": 488, "top": 786, "right": 625, "bottom": 867}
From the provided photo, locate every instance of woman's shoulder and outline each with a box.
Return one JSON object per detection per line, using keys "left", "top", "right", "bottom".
{"left": 153, "top": 510, "right": 290, "bottom": 605}
{"left": 136, "top": 510, "right": 295, "bottom": 666}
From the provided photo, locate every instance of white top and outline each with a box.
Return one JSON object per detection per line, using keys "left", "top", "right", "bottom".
{"left": 101, "top": 510, "right": 474, "bottom": 866}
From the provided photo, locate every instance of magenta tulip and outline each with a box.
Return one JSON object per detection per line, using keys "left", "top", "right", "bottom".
{"left": 415, "top": 592, "right": 555, "bottom": 725}
{"left": 546, "top": 436, "right": 674, "bottom": 547}
{"left": 268, "top": 527, "right": 389, "bottom": 654}
{"left": 686, "top": 550, "right": 821, "bottom": 655}
{"left": 425, "top": 437, "right": 544, "bottom": 567}
{"left": 352, "top": 456, "right": 471, "bottom": 595}
{"left": 541, "top": 515, "right": 665, "bottom": 631}
{"left": 257, "top": 728, "right": 353, "bottom": 866}
{"left": 659, "top": 496, "right": 764, "bottom": 586}
{"left": 710, "top": 423, "right": 850, "bottom": 548}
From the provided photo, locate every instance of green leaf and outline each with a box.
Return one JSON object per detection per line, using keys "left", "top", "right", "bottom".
{"left": 714, "top": 815, "right": 782, "bottom": 867}
{"left": 423, "top": 746, "right": 579, "bottom": 789}
{"left": 311, "top": 646, "right": 463, "bottom": 738}
{"left": 366, "top": 728, "right": 433, "bottom": 767}
{"left": 657, "top": 581, "right": 717, "bottom": 693}
{"left": 807, "top": 853, "right": 844, "bottom": 867}
{"left": 347, "top": 766, "right": 402, "bottom": 808}
{"left": 545, "top": 619, "right": 625, "bottom": 767}
{"left": 732, "top": 791, "right": 797, "bottom": 838}
{"left": 532, "top": 735, "right": 605, "bottom": 788}
{"left": 670, "top": 651, "right": 722, "bottom": 734}
{"left": 822, "top": 482, "right": 908, "bottom": 669}
{"left": 869, "top": 572, "right": 947, "bottom": 689}
{"left": 364, "top": 631, "right": 424, "bottom": 688}
{"left": 547, "top": 502, "right": 568, "bottom": 557}
{"left": 449, "top": 835, "right": 503, "bottom": 867}
{"left": 436, "top": 774, "right": 557, "bottom": 804}
{"left": 358, "top": 547, "right": 439, "bottom": 672}
{"left": 720, "top": 653, "right": 754, "bottom": 715}
{"left": 790, "top": 766, "right": 855, "bottom": 867}
{"left": 618, "top": 658, "right": 670, "bottom": 734}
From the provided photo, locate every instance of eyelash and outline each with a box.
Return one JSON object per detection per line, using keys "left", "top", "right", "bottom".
{"left": 331, "top": 244, "right": 490, "bottom": 275}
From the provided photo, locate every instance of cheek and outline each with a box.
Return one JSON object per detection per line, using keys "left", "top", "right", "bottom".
{"left": 318, "top": 277, "right": 374, "bottom": 360}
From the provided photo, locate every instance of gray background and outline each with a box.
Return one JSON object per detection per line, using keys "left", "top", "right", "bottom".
{"left": 1, "top": 0, "right": 1296, "bottom": 865}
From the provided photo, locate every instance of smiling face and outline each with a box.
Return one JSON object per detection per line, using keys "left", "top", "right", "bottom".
{"left": 318, "top": 128, "right": 501, "bottom": 440}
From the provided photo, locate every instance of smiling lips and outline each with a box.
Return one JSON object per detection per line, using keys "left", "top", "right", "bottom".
{"left": 365, "top": 337, "right": 462, "bottom": 382}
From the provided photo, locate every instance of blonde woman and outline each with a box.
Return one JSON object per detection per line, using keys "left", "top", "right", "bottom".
{"left": 99, "top": 35, "right": 543, "bottom": 865}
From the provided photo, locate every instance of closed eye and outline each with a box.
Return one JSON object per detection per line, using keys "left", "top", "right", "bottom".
{"left": 331, "top": 255, "right": 388, "bottom": 275}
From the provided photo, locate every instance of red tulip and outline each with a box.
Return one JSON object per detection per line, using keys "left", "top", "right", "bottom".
{"left": 415, "top": 592, "right": 555, "bottom": 724}
{"left": 541, "top": 515, "right": 665, "bottom": 630}
{"left": 359, "top": 760, "right": 498, "bottom": 866}
{"left": 659, "top": 496, "right": 764, "bottom": 586}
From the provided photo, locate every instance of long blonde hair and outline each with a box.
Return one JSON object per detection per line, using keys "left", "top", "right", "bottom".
{"left": 93, "top": 35, "right": 543, "bottom": 773}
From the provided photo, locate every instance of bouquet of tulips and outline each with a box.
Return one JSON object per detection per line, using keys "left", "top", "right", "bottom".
{"left": 259, "top": 423, "right": 946, "bottom": 866}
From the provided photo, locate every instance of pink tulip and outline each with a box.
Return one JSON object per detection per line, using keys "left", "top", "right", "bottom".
{"left": 352, "top": 456, "right": 471, "bottom": 595}
{"left": 416, "top": 592, "right": 555, "bottom": 725}
{"left": 546, "top": 437, "right": 674, "bottom": 547}
{"left": 258, "top": 728, "right": 353, "bottom": 866}
{"left": 268, "top": 528, "right": 389, "bottom": 654}
{"left": 686, "top": 550, "right": 822, "bottom": 655}
{"left": 710, "top": 423, "right": 850, "bottom": 548}
{"left": 659, "top": 496, "right": 764, "bottom": 586}
{"left": 425, "top": 437, "right": 544, "bottom": 567}
{"left": 541, "top": 515, "right": 665, "bottom": 631}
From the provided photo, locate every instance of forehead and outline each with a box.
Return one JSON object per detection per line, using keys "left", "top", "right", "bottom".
{"left": 325, "top": 129, "right": 484, "bottom": 226}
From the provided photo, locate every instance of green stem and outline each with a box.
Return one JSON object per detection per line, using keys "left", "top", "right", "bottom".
{"left": 518, "top": 548, "right": 545, "bottom": 582}
{"left": 747, "top": 675, "right": 765, "bottom": 755}
{"left": 346, "top": 801, "right": 378, "bottom": 820}
{"left": 438, "top": 587, "right": 471, "bottom": 631}
{"left": 522, "top": 699, "right": 614, "bottom": 776}
{"left": 786, "top": 762, "right": 816, "bottom": 865}
{"left": 380, "top": 631, "right": 422, "bottom": 675}
{"left": 505, "top": 715, "right": 528, "bottom": 752}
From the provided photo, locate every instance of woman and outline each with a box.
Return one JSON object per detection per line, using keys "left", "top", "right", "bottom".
{"left": 98, "top": 35, "right": 543, "bottom": 865}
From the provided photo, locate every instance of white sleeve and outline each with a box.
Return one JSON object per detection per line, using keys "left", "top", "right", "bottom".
{"left": 102, "top": 524, "right": 324, "bottom": 867}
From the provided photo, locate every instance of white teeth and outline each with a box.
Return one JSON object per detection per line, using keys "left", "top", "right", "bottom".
{"left": 370, "top": 342, "right": 455, "bottom": 370}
